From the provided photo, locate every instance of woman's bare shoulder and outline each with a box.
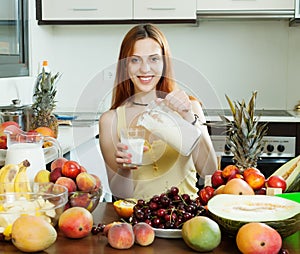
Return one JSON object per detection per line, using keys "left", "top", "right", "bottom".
{"left": 99, "top": 109, "right": 116, "bottom": 126}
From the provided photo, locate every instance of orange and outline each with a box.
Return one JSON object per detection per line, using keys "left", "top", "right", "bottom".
{"left": 34, "top": 126, "right": 56, "bottom": 138}
{"left": 113, "top": 199, "right": 136, "bottom": 219}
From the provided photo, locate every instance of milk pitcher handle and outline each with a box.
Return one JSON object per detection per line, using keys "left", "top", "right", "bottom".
{"left": 44, "top": 136, "right": 63, "bottom": 159}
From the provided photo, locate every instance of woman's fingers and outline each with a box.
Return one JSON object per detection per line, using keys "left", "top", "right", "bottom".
{"left": 165, "top": 90, "right": 192, "bottom": 114}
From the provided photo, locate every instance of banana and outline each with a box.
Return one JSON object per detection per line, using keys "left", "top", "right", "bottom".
{"left": 0, "top": 163, "right": 20, "bottom": 193}
{"left": 14, "top": 160, "right": 32, "bottom": 195}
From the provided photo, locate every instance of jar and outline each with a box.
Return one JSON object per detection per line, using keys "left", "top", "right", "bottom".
{"left": 137, "top": 101, "right": 202, "bottom": 156}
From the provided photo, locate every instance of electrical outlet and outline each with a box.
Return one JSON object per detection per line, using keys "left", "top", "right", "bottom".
{"left": 103, "top": 69, "right": 115, "bottom": 80}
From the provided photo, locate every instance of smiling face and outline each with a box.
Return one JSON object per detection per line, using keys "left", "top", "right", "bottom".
{"left": 127, "top": 38, "right": 164, "bottom": 94}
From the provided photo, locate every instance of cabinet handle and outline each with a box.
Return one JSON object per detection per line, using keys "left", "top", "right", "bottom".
{"left": 72, "top": 8, "right": 98, "bottom": 11}
{"left": 148, "top": 7, "right": 176, "bottom": 11}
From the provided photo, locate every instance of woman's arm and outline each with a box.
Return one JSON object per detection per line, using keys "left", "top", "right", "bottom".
{"left": 99, "top": 110, "right": 134, "bottom": 199}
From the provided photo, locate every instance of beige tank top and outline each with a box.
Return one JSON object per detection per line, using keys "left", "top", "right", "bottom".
{"left": 117, "top": 106, "right": 198, "bottom": 200}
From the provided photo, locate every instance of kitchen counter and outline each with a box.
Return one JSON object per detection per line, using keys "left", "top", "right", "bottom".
{"left": 1, "top": 202, "right": 299, "bottom": 253}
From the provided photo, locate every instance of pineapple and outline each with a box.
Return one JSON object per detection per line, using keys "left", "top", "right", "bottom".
{"left": 30, "top": 67, "right": 60, "bottom": 137}
{"left": 220, "top": 91, "right": 268, "bottom": 171}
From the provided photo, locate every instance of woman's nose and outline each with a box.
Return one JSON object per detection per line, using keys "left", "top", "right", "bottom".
{"left": 140, "top": 60, "right": 151, "bottom": 73}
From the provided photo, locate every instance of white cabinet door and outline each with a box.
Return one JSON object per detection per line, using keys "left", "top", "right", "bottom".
{"left": 197, "top": 0, "right": 294, "bottom": 11}
{"left": 41, "top": 0, "right": 132, "bottom": 20}
{"left": 134, "top": 0, "right": 197, "bottom": 20}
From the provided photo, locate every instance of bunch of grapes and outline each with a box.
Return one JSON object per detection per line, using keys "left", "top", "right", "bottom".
{"left": 130, "top": 186, "right": 206, "bottom": 229}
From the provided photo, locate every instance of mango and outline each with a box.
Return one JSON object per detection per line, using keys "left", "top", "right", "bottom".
{"left": 11, "top": 215, "right": 57, "bottom": 252}
{"left": 182, "top": 216, "right": 221, "bottom": 252}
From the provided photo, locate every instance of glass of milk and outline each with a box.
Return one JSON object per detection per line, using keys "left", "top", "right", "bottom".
{"left": 120, "top": 128, "right": 145, "bottom": 167}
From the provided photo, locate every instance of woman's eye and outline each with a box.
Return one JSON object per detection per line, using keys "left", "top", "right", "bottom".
{"left": 130, "top": 57, "right": 140, "bottom": 63}
{"left": 151, "top": 56, "right": 160, "bottom": 62}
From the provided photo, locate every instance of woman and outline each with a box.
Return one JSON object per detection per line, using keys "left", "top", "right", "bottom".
{"left": 99, "top": 24, "right": 217, "bottom": 200}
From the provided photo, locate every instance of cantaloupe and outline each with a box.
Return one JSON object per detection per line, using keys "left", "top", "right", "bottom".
{"left": 207, "top": 194, "right": 300, "bottom": 238}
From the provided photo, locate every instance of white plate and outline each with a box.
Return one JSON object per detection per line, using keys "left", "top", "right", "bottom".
{"left": 153, "top": 228, "right": 182, "bottom": 238}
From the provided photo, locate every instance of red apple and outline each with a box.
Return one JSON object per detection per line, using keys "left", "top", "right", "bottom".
{"left": 62, "top": 160, "right": 81, "bottom": 179}
{"left": 265, "top": 176, "right": 287, "bottom": 192}
{"left": 211, "top": 170, "right": 226, "bottom": 188}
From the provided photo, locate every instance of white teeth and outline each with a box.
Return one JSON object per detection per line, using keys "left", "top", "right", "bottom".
{"left": 140, "top": 76, "right": 152, "bottom": 81}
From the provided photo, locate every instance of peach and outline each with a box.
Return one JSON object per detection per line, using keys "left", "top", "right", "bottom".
{"left": 76, "top": 172, "right": 96, "bottom": 192}
{"left": 103, "top": 222, "right": 122, "bottom": 237}
{"left": 90, "top": 174, "right": 102, "bottom": 191}
{"left": 222, "top": 165, "right": 239, "bottom": 179}
{"left": 133, "top": 222, "right": 155, "bottom": 246}
{"left": 58, "top": 207, "right": 93, "bottom": 239}
{"left": 55, "top": 176, "right": 77, "bottom": 193}
{"left": 244, "top": 171, "right": 266, "bottom": 190}
{"left": 50, "top": 167, "right": 63, "bottom": 183}
{"left": 243, "top": 167, "right": 261, "bottom": 179}
{"left": 51, "top": 157, "right": 68, "bottom": 171}
{"left": 236, "top": 222, "right": 282, "bottom": 254}
{"left": 107, "top": 223, "right": 134, "bottom": 250}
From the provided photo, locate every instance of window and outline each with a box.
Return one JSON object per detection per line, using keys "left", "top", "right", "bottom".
{"left": 0, "top": 0, "right": 29, "bottom": 78}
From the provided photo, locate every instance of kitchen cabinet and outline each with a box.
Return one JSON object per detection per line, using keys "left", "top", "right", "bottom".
{"left": 197, "top": 0, "right": 295, "bottom": 19}
{"left": 36, "top": 0, "right": 197, "bottom": 25}
{"left": 38, "top": 0, "right": 132, "bottom": 21}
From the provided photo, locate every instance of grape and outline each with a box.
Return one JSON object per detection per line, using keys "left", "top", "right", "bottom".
{"left": 129, "top": 186, "right": 207, "bottom": 229}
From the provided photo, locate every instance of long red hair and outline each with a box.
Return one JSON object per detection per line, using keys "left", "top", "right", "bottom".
{"left": 110, "top": 24, "right": 176, "bottom": 109}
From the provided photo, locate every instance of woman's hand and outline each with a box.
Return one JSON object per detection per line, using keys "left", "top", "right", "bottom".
{"left": 163, "top": 90, "right": 194, "bottom": 120}
{"left": 115, "top": 142, "right": 138, "bottom": 170}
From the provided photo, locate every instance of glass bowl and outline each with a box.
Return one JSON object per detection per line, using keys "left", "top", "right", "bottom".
{"left": 68, "top": 189, "right": 102, "bottom": 212}
{"left": 0, "top": 182, "right": 68, "bottom": 228}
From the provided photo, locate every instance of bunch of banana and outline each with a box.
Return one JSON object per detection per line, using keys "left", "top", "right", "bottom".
{"left": 0, "top": 160, "right": 31, "bottom": 194}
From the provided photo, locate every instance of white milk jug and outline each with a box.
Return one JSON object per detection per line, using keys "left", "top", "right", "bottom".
{"left": 4, "top": 125, "right": 62, "bottom": 181}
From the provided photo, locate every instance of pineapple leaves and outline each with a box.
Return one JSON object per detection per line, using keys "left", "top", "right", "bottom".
{"left": 216, "top": 92, "right": 268, "bottom": 170}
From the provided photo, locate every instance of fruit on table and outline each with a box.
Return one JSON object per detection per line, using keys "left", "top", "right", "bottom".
{"left": 198, "top": 186, "right": 215, "bottom": 205}
{"left": 219, "top": 92, "right": 268, "bottom": 171}
{"left": 130, "top": 186, "right": 206, "bottom": 229}
{"left": 133, "top": 222, "right": 155, "bottom": 246}
{"left": 34, "top": 126, "right": 56, "bottom": 138}
{"left": 113, "top": 199, "right": 136, "bottom": 219}
{"left": 236, "top": 222, "right": 282, "bottom": 254}
{"left": 244, "top": 171, "right": 265, "bottom": 190}
{"left": 34, "top": 169, "right": 50, "bottom": 183}
{"left": 207, "top": 194, "right": 300, "bottom": 238}
{"left": 222, "top": 178, "right": 255, "bottom": 195}
{"left": 0, "top": 121, "right": 20, "bottom": 149}
{"left": 211, "top": 170, "right": 226, "bottom": 188}
{"left": 49, "top": 167, "right": 63, "bottom": 183}
{"left": 270, "top": 155, "right": 300, "bottom": 192}
{"left": 243, "top": 167, "right": 260, "bottom": 179}
{"left": 55, "top": 176, "right": 77, "bottom": 193}
{"left": 76, "top": 172, "right": 96, "bottom": 192}
{"left": 58, "top": 207, "right": 93, "bottom": 239}
{"left": 62, "top": 160, "right": 81, "bottom": 179}
{"left": 265, "top": 175, "right": 287, "bottom": 192}
{"left": 0, "top": 160, "right": 31, "bottom": 193}
{"left": 50, "top": 157, "right": 68, "bottom": 171}
{"left": 221, "top": 165, "right": 239, "bottom": 179}
{"left": 107, "top": 223, "right": 135, "bottom": 249}
{"left": 11, "top": 215, "right": 57, "bottom": 252}
{"left": 182, "top": 216, "right": 221, "bottom": 252}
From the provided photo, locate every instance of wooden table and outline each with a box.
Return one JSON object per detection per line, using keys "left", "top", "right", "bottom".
{"left": 1, "top": 202, "right": 299, "bottom": 253}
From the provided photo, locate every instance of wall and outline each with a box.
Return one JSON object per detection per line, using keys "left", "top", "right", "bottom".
{"left": 1, "top": 1, "right": 300, "bottom": 112}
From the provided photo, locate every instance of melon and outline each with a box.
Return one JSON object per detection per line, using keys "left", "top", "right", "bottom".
{"left": 270, "top": 155, "right": 300, "bottom": 192}
{"left": 207, "top": 194, "right": 300, "bottom": 238}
